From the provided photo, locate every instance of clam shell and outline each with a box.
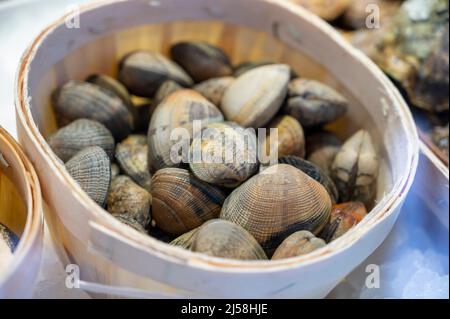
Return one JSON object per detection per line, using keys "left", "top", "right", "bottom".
{"left": 111, "top": 163, "right": 120, "bottom": 179}
{"left": 234, "top": 61, "right": 298, "bottom": 79}
{"left": 306, "top": 131, "right": 342, "bottom": 176}
{"left": 331, "top": 130, "right": 378, "bottom": 206}
{"left": 272, "top": 230, "right": 326, "bottom": 260}
{"left": 189, "top": 122, "right": 259, "bottom": 188}
{"left": 114, "top": 214, "right": 148, "bottom": 234}
{"left": 221, "top": 164, "right": 332, "bottom": 255}
{"left": 115, "top": 135, "right": 152, "bottom": 191}
{"left": 194, "top": 77, "right": 235, "bottom": 106}
{"left": 171, "top": 42, "right": 233, "bottom": 82}
{"left": 147, "top": 89, "right": 224, "bottom": 171}
{"left": 53, "top": 81, "right": 133, "bottom": 140}
{"left": 0, "top": 223, "right": 19, "bottom": 253}
{"left": 283, "top": 79, "right": 348, "bottom": 128}
{"left": 151, "top": 168, "right": 227, "bottom": 236}
{"left": 320, "top": 201, "right": 367, "bottom": 243}
{"left": 107, "top": 175, "right": 152, "bottom": 229}
{"left": 65, "top": 146, "right": 111, "bottom": 207}
{"left": 48, "top": 119, "right": 115, "bottom": 163}
{"left": 154, "top": 80, "right": 182, "bottom": 106}
{"left": 264, "top": 115, "right": 305, "bottom": 159}
{"left": 86, "top": 74, "right": 134, "bottom": 108}
{"left": 221, "top": 64, "right": 290, "bottom": 128}
{"left": 191, "top": 220, "right": 268, "bottom": 260}
{"left": 170, "top": 227, "right": 200, "bottom": 249}
{"left": 279, "top": 156, "right": 339, "bottom": 204}
{"left": 118, "top": 51, "right": 193, "bottom": 97}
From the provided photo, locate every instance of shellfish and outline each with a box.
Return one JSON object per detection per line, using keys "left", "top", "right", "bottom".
{"left": 170, "top": 227, "right": 200, "bottom": 249}
{"left": 48, "top": 119, "right": 115, "bottom": 162}
{"left": 306, "top": 130, "right": 342, "bottom": 176}
{"left": 221, "top": 64, "right": 290, "bottom": 128}
{"left": 65, "top": 146, "right": 111, "bottom": 207}
{"left": 221, "top": 164, "right": 332, "bottom": 255}
{"left": 194, "top": 77, "right": 235, "bottom": 107}
{"left": 151, "top": 168, "right": 227, "bottom": 236}
{"left": 272, "top": 230, "right": 326, "bottom": 260}
{"left": 264, "top": 115, "right": 305, "bottom": 159}
{"left": 153, "top": 80, "right": 182, "bottom": 106}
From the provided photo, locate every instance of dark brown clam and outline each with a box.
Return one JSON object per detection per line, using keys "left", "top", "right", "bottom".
{"left": 306, "top": 130, "right": 342, "bottom": 175}
{"left": 107, "top": 175, "right": 152, "bottom": 229}
{"left": 279, "top": 156, "right": 339, "bottom": 204}
{"left": 320, "top": 201, "right": 367, "bottom": 243}
{"left": 53, "top": 81, "right": 133, "bottom": 140}
{"left": 272, "top": 230, "right": 326, "bottom": 260}
{"left": 86, "top": 74, "right": 134, "bottom": 109}
{"left": 48, "top": 119, "right": 115, "bottom": 162}
{"left": 171, "top": 42, "right": 233, "bottom": 82}
{"left": 194, "top": 76, "right": 235, "bottom": 106}
{"left": 282, "top": 79, "right": 348, "bottom": 128}
{"left": 118, "top": 51, "right": 193, "bottom": 97}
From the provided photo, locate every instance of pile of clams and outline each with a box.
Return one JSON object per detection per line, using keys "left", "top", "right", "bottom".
{"left": 50, "top": 41, "right": 379, "bottom": 260}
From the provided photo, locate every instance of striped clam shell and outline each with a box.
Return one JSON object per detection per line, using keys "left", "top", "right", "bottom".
{"left": 221, "top": 164, "right": 332, "bottom": 255}
{"left": 48, "top": 119, "right": 115, "bottom": 162}
{"left": 221, "top": 64, "right": 290, "bottom": 128}
{"left": 194, "top": 76, "right": 235, "bottom": 106}
{"left": 189, "top": 122, "right": 259, "bottom": 188}
{"left": 147, "top": 89, "right": 224, "bottom": 172}
{"left": 190, "top": 220, "right": 268, "bottom": 260}
{"left": 264, "top": 115, "right": 305, "bottom": 159}
{"left": 331, "top": 130, "right": 378, "bottom": 206}
{"left": 53, "top": 81, "right": 133, "bottom": 141}
{"left": 65, "top": 146, "right": 111, "bottom": 207}
{"left": 171, "top": 42, "right": 233, "bottom": 82}
{"left": 115, "top": 135, "right": 151, "bottom": 191}
{"left": 118, "top": 51, "right": 193, "bottom": 97}
{"left": 151, "top": 168, "right": 227, "bottom": 236}
{"left": 279, "top": 156, "right": 339, "bottom": 204}
{"left": 272, "top": 230, "right": 326, "bottom": 260}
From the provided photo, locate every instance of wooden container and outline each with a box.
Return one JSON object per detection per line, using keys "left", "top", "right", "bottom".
{"left": 15, "top": 0, "right": 419, "bottom": 298}
{"left": 0, "top": 127, "right": 43, "bottom": 298}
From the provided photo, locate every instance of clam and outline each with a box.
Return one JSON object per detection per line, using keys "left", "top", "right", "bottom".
{"left": 154, "top": 80, "right": 182, "bottom": 106}
{"left": 115, "top": 135, "right": 152, "bottom": 191}
{"left": 147, "top": 89, "right": 224, "bottom": 171}
{"left": 221, "top": 64, "right": 290, "bottom": 128}
{"left": 282, "top": 79, "right": 348, "bottom": 128}
{"left": 331, "top": 130, "right": 378, "bottom": 206}
{"left": 189, "top": 122, "right": 259, "bottom": 188}
{"left": 53, "top": 81, "right": 133, "bottom": 140}
{"left": 107, "top": 175, "right": 152, "bottom": 229}
{"left": 320, "top": 201, "right": 367, "bottom": 243}
{"left": 151, "top": 168, "right": 227, "bottom": 236}
{"left": 0, "top": 223, "right": 19, "bottom": 253}
{"left": 191, "top": 220, "right": 268, "bottom": 260}
{"left": 234, "top": 60, "right": 275, "bottom": 77}
{"left": 221, "top": 164, "right": 332, "bottom": 255}
{"left": 48, "top": 119, "right": 115, "bottom": 163}
{"left": 171, "top": 42, "right": 233, "bottom": 82}
{"left": 111, "top": 163, "right": 120, "bottom": 179}
{"left": 170, "top": 227, "right": 200, "bottom": 249}
{"left": 279, "top": 156, "right": 339, "bottom": 204}
{"left": 65, "top": 146, "right": 111, "bottom": 207}
{"left": 306, "top": 130, "right": 342, "bottom": 175}
{"left": 272, "top": 230, "right": 326, "bottom": 260}
{"left": 194, "top": 77, "right": 235, "bottom": 106}
{"left": 264, "top": 115, "right": 305, "bottom": 159}
{"left": 86, "top": 74, "right": 134, "bottom": 109}
{"left": 114, "top": 214, "right": 148, "bottom": 234}
{"left": 118, "top": 51, "right": 193, "bottom": 97}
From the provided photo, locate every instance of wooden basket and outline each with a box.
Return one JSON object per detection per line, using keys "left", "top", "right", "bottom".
{"left": 0, "top": 127, "right": 43, "bottom": 298}
{"left": 15, "top": 0, "right": 419, "bottom": 298}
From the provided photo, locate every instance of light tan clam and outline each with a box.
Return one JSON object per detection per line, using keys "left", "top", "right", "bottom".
{"left": 331, "top": 130, "right": 379, "bottom": 206}
{"left": 107, "top": 175, "right": 152, "bottom": 229}
{"left": 48, "top": 119, "right": 115, "bottom": 162}
{"left": 151, "top": 168, "right": 227, "bottom": 236}
{"left": 221, "top": 164, "right": 332, "bottom": 255}
{"left": 115, "top": 135, "right": 151, "bottom": 191}
{"left": 153, "top": 80, "right": 182, "bottom": 106}
{"left": 264, "top": 115, "right": 305, "bottom": 159}
{"left": 221, "top": 64, "right": 290, "bottom": 128}
{"left": 53, "top": 81, "right": 134, "bottom": 140}
{"left": 320, "top": 201, "right": 367, "bottom": 243}
{"left": 283, "top": 79, "right": 348, "bottom": 128}
{"left": 171, "top": 42, "right": 233, "bottom": 82}
{"left": 272, "top": 230, "right": 326, "bottom": 260}
{"left": 118, "top": 51, "right": 193, "bottom": 97}
{"left": 191, "top": 220, "right": 268, "bottom": 260}
{"left": 194, "top": 77, "right": 235, "bottom": 106}
{"left": 147, "top": 89, "right": 224, "bottom": 172}
{"left": 65, "top": 146, "right": 111, "bottom": 207}
{"left": 306, "top": 130, "right": 342, "bottom": 175}
{"left": 189, "top": 122, "right": 259, "bottom": 188}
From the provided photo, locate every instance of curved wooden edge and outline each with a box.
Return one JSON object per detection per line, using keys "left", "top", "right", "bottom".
{"left": 14, "top": 0, "right": 419, "bottom": 273}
